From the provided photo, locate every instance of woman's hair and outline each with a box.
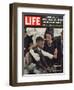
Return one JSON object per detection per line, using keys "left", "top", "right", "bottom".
{"left": 44, "top": 27, "right": 53, "bottom": 39}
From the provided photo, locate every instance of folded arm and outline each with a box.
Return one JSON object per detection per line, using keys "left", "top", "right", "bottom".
{"left": 41, "top": 50, "right": 54, "bottom": 59}
{"left": 29, "top": 49, "right": 40, "bottom": 61}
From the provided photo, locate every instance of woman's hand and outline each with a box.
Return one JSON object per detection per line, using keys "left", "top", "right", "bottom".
{"left": 53, "top": 48, "right": 58, "bottom": 59}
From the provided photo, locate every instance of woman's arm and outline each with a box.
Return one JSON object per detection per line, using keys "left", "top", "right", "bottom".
{"left": 41, "top": 50, "right": 54, "bottom": 59}
{"left": 53, "top": 48, "right": 58, "bottom": 59}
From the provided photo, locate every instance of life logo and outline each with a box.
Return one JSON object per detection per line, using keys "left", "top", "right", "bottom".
{"left": 24, "top": 16, "right": 41, "bottom": 26}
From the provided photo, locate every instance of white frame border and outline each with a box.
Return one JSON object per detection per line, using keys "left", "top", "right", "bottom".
{"left": 17, "top": 7, "right": 70, "bottom": 83}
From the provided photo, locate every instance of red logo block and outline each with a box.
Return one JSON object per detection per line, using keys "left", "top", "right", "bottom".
{"left": 24, "top": 16, "right": 41, "bottom": 26}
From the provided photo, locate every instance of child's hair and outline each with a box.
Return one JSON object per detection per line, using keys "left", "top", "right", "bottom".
{"left": 36, "top": 37, "right": 44, "bottom": 43}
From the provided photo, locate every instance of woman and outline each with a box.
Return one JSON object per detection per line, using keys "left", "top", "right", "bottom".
{"left": 44, "top": 28, "right": 58, "bottom": 68}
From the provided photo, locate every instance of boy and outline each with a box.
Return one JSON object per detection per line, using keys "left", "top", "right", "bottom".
{"left": 29, "top": 37, "right": 56, "bottom": 73}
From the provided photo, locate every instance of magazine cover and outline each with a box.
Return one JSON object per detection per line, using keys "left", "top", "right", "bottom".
{"left": 23, "top": 13, "right": 63, "bottom": 75}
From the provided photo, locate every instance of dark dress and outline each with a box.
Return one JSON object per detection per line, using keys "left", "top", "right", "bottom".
{"left": 44, "top": 40, "right": 57, "bottom": 66}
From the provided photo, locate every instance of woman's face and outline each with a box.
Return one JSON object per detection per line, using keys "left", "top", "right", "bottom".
{"left": 45, "top": 34, "right": 52, "bottom": 43}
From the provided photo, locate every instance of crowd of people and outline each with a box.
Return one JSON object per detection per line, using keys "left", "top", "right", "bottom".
{"left": 24, "top": 28, "right": 63, "bottom": 74}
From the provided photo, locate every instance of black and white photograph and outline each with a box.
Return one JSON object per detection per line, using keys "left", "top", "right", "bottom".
{"left": 23, "top": 14, "right": 63, "bottom": 74}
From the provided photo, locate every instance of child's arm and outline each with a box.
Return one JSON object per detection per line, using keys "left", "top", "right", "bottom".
{"left": 29, "top": 49, "right": 40, "bottom": 61}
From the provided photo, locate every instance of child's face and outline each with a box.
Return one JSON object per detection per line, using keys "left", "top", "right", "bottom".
{"left": 37, "top": 40, "right": 44, "bottom": 49}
